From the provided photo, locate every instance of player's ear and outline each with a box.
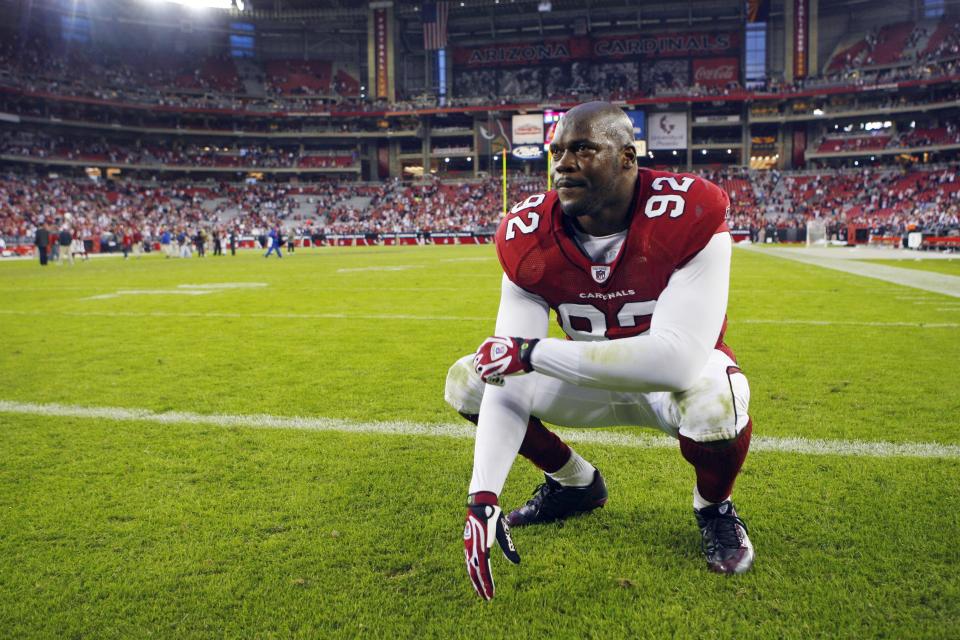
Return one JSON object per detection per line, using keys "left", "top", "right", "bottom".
{"left": 621, "top": 143, "right": 637, "bottom": 169}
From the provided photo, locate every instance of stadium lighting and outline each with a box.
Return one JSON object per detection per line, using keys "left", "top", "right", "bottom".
{"left": 672, "top": 150, "right": 677, "bottom": 156}
{"left": 160, "top": 0, "right": 235, "bottom": 8}
{"left": 701, "top": 149, "right": 707, "bottom": 155}
{"left": 854, "top": 160, "right": 860, "bottom": 166}
{"left": 493, "top": 155, "right": 499, "bottom": 160}
{"left": 467, "top": 157, "right": 472, "bottom": 162}
{"left": 813, "top": 108, "right": 824, "bottom": 116}
{"left": 727, "top": 149, "right": 732, "bottom": 154}
{"left": 444, "top": 157, "right": 451, "bottom": 163}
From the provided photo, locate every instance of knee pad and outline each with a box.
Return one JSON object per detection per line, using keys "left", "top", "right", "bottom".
{"left": 675, "top": 351, "right": 750, "bottom": 443}
{"left": 444, "top": 353, "right": 485, "bottom": 415}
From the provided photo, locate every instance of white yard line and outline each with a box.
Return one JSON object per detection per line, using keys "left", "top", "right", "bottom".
{"left": 740, "top": 246, "right": 960, "bottom": 298}
{"left": 0, "top": 308, "right": 956, "bottom": 327}
{"left": 336, "top": 265, "right": 422, "bottom": 273}
{"left": 82, "top": 290, "right": 216, "bottom": 301}
{"left": 737, "top": 318, "right": 958, "bottom": 328}
{"left": 0, "top": 309, "right": 493, "bottom": 322}
{"left": 177, "top": 283, "right": 268, "bottom": 290}
{"left": 0, "top": 400, "right": 957, "bottom": 460}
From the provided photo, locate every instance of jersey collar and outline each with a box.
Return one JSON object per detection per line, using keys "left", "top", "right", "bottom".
{"left": 550, "top": 172, "right": 644, "bottom": 287}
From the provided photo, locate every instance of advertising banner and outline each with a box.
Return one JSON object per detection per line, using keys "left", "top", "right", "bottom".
{"left": 453, "top": 31, "right": 739, "bottom": 68}
{"left": 692, "top": 57, "right": 739, "bottom": 87}
{"left": 374, "top": 9, "right": 389, "bottom": 99}
{"left": 592, "top": 31, "right": 739, "bottom": 60}
{"left": 625, "top": 110, "right": 646, "bottom": 140}
{"left": 475, "top": 116, "right": 512, "bottom": 155}
{"left": 500, "top": 68, "right": 542, "bottom": 102}
{"left": 647, "top": 112, "right": 688, "bottom": 150}
{"left": 641, "top": 59, "right": 689, "bottom": 91}
{"left": 512, "top": 114, "right": 544, "bottom": 145}
{"left": 794, "top": 0, "right": 808, "bottom": 79}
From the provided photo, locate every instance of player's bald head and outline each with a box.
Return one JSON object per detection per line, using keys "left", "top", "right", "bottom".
{"left": 559, "top": 101, "right": 634, "bottom": 150}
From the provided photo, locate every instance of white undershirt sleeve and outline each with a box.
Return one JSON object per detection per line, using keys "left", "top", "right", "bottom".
{"left": 468, "top": 276, "right": 550, "bottom": 496}
{"left": 530, "top": 232, "right": 732, "bottom": 393}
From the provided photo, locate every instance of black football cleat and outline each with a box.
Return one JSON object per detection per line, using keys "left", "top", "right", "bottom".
{"left": 506, "top": 470, "right": 608, "bottom": 527}
{"left": 694, "top": 500, "right": 754, "bottom": 575}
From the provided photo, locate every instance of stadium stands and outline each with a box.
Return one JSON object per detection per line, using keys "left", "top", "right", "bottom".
{"left": 2, "top": 167, "right": 957, "bottom": 254}
{"left": 827, "top": 18, "right": 960, "bottom": 72}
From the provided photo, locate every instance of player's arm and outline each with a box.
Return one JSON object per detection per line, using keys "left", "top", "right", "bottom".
{"left": 464, "top": 275, "right": 548, "bottom": 600}
{"left": 529, "top": 231, "right": 731, "bottom": 392}
{"left": 470, "top": 275, "right": 549, "bottom": 496}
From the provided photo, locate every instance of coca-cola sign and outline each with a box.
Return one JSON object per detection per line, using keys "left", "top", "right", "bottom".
{"left": 692, "top": 57, "right": 740, "bottom": 87}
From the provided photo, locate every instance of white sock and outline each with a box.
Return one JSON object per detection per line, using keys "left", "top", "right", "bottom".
{"left": 693, "top": 485, "right": 730, "bottom": 510}
{"left": 547, "top": 449, "right": 596, "bottom": 487}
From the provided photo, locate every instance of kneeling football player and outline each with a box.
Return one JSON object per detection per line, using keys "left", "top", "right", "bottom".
{"left": 446, "top": 102, "right": 754, "bottom": 601}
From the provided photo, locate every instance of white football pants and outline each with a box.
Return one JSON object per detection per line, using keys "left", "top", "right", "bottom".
{"left": 445, "top": 348, "right": 750, "bottom": 443}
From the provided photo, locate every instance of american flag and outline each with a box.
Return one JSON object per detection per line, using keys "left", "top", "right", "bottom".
{"left": 422, "top": 1, "right": 449, "bottom": 50}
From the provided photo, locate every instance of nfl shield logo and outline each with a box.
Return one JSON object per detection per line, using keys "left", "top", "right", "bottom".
{"left": 591, "top": 266, "right": 611, "bottom": 284}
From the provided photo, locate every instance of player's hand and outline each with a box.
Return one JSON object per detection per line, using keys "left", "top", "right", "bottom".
{"left": 463, "top": 492, "right": 520, "bottom": 600}
{"left": 473, "top": 336, "right": 539, "bottom": 386}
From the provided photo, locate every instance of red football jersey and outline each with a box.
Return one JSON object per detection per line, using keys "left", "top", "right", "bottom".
{"left": 495, "top": 168, "right": 730, "bottom": 344}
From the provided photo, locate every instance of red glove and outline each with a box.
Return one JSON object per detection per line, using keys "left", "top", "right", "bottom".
{"left": 473, "top": 336, "right": 539, "bottom": 386}
{"left": 463, "top": 492, "right": 521, "bottom": 600}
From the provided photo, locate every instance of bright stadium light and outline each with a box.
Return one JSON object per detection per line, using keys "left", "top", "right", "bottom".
{"left": 813, "top": 108, "right": 824, "bottom": 116}
{"left": 701, "top": 149, "right": 707, "bottom": 155}
{"left": 160, "top": 0, "right": 234, "bottom": 9}
{"left": 444, "top": 157, "right": 450, "bottom": 163}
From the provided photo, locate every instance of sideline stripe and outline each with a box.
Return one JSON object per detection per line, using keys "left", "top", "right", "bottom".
{"left": 740, "top": 246, "right": 960, "bottom": 298}
{"left": 1, "top": 400, "right": 957, "bottom": 460}
{"left": 0, "top": 309, "right": 956, "bottom": 328}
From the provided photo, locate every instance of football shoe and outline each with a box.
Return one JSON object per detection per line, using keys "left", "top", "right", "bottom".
{"left": 694, "top": 500, "right": 754, "bottom": 575}
{"left": 506, "top": 469, "right": 608, "bottom": 527}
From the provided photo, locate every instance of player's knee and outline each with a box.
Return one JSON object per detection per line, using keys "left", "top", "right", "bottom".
{"left": 675, "top": 354, "right": 751, "bottom": 443}
{"left": 444, "top": 354, "right": 484, "bottom": 415}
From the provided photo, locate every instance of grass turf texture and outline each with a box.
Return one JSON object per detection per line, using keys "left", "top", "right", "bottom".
{"left": 1, "top": 246, "right": 959, "bottom": 638}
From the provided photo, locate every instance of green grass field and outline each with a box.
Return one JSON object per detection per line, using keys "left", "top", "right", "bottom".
{"left": 1, "top": 246, "right": 959, "bottom": 639}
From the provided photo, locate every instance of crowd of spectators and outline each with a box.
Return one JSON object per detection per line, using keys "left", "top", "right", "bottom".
{"left": 813, "top": 124, "right": 960, "bottom": 153}
{"left": 0, "top": 130, "right": 358, "bottom": 169}
{"left": 828, "top": 19, "right": 960, "bottom": 74}
{"left": 2, "top": 166, "right": 958, "bottom": 257}
{"left": 2, "top": 18, "right": 959, "bottom": 116}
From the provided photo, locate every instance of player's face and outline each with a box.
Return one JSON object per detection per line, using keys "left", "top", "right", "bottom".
{"left": 550, "top": 116, "right": 623, "bottom": 218}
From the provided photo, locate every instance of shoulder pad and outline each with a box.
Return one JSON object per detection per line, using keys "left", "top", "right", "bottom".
{"left": 495, "top": 192, "right": 556, "bottom": 289}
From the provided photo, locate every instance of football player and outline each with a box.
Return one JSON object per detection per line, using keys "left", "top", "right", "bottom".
{"left": 447, "top": 102, "right": 754, "bottom": 601}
